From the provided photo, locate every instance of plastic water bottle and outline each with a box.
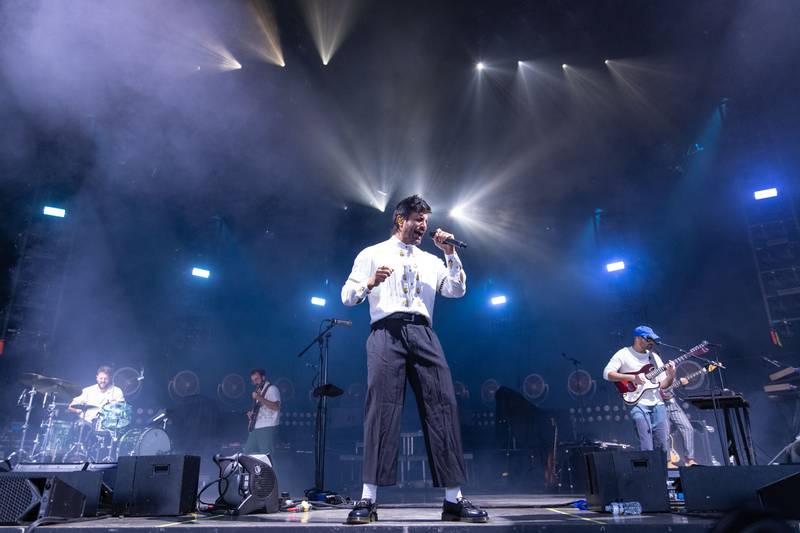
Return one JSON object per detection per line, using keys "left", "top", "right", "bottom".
{"left": 604, "top": 501, "right": 642, "bottom": 515}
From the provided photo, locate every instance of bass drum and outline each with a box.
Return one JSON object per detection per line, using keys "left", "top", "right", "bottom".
{"left": 118, "top": 427, "right": 171, "bottom": 457}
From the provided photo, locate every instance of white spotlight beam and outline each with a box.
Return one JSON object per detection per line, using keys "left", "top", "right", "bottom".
{"left": 300, "top": 0, "right": 364, "bottom": 66}
{"left": 248, "top": 0, "right": 285, "bottom": 67}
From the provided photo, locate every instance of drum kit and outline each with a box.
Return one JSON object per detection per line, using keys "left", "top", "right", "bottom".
{"left": 14, "top": 372, "right": 171, "bottom": 463}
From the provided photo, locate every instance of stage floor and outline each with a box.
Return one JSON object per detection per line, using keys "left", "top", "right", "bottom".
{"left": 0, "top": 495, "right": 728, "bottom": 532}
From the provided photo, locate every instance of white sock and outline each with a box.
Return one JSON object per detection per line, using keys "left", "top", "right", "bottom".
{"left": 361, "top": 483, "right": 377, "bottom": 502}
{"left": 444, "top": 486, "right": 462, "bottom": 503}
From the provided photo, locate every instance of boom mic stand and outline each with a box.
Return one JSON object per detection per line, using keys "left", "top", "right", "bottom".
{"left": 296, "top": 320, "right": 345, "bottom": 501}
{"left": 657, "top": 340, "right": 729, "bottom": 465}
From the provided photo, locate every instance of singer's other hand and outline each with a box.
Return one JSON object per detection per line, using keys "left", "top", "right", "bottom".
{"left": 368, "top": 266, "right": 393, "bottom": 290}
{"left": 665, "top": 361, "right": 676, "bottom": 377}
{"left": 432, "top": 228, "right": 455, "bottom": 255}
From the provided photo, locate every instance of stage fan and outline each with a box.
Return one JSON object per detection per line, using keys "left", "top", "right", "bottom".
{"left": 347, "top": 382, "right": 365, "bottom": 401}
{"left": 275, "top": 377, "right": 295, "bottom": 402}
{"left": 567, "top": 369, "right": 596, "bottom": 398}
{"left": 453, "top": 381, "right": 470, "bottom": 402}
{"left": 522, "top": 373, "right": 549, "bottom": 402}
{"left": 213, "top": 453, "right": 279, "bottom": 514}
{"left": 168, "top": 370, "right": 199, "bottom": 401}
{"left": 480, "top": 379, "right": 499, "bottom": 404}
{"left": 217, "top": 373, "right": 245, "bottom": 401}
{"left": 675, "top": 360, "right": 707, "bottom": 391}
{"left": 114, "top": 366, "right": 142, "bottom": 398}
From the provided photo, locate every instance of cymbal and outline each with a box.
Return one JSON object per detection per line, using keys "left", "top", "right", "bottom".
{"left": 38, "top": 378, "right": 82, "bottom": 398}
{"left": 70, "top": 403, "right": 99, "bottom": 411}
{"left": 19, "top": 372, "right": 53, "bottom": 387}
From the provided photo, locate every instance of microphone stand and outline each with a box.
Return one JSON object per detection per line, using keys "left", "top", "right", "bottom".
{"left": 562, "top": 353, "right": 586, "bottom": 443}
{"left": 296, "top": 320, "right": 341, "bottom": 501}
{"left": 658, "top": 341, "right": 728, "bottom": 465}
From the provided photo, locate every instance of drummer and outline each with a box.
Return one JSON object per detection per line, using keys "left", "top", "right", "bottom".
{"left": 69, "top": 365, "right": 125, "bottom": 425}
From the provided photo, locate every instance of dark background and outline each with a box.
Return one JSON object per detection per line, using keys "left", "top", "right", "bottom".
{"left": 1, "top": 0, "right": 799, "bottom": 492}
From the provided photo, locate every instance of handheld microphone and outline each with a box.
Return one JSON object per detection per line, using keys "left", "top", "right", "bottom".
{"left": 328, "top": 319, "right": 352, "bottom": 327}
{"left": 429, "top": 231, "right": 467, "bottom": 249}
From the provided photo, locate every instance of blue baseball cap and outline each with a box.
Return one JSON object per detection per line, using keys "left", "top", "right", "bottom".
{"left": 633, "top": 325, "right": 660, "bottom": 341}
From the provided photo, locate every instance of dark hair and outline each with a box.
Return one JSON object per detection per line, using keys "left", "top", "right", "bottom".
{"left": 97, "top": 365, "right": 112, "bottom": 376}
{"left": 250, "top": 368, "right": 266, "bottom": 378}
{"left": 391, "top": 195, "right": 431, "bottom": 233}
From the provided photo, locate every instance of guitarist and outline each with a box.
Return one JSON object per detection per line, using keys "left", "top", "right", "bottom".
{"left": 603, "top": 326, "right": 676, "bottom": 457}
{"left": 243, "top": 369, "right": 281, "bottom": 455}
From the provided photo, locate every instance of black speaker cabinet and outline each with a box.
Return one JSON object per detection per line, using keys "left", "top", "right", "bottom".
{"left": 758, "top": 471, "right": 800, "bottom": 518}
{"left": 113, "top": 455, "right": 200, "bottom": 516}
{"left": 13, "top": 463, "right": 117, "bottom": 516}
{"left": 585, "top": 450, "right": 669, "bottom": 512}
{"left": 0, "top": 475, "right": 86, "bottom": 524}
{"left": 680, "top": 465, "right": 800, "bottom": 512}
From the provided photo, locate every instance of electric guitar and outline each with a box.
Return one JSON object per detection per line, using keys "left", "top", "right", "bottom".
{"left": 614, "top": 341, "right": 710, "bottom": 406}
{"left": 660, "top": 363, "right": 718, "bottom": 401}
{"left": 247, "top": 382, "right": 270, "bottom": 433}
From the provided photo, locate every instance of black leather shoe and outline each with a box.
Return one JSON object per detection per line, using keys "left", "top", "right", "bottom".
{"left": 346, "top": 499, "right": 378, "bottom": 525}
{"left": 442, "top": 498, "right": 489, "bottom": 523}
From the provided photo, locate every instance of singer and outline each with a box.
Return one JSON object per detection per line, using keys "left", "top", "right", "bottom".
{"left": 341, "top": 195, "right": 488, "bottom": 524}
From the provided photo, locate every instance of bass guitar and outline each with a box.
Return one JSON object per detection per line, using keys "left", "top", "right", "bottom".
{"left": 614, "top": 341, "right": 710, "bottom": 406}
{"left": 660, "top": 363, "right": 718, "bottom": 401}
{"left": 247, "top": 381, "right": 270, "bottom": 433}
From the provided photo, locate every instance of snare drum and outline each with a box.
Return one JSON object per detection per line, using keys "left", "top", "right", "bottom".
{"left": 118, "top": 427, "right": 171, "bottom": 456}
{"left": 97, "top": 401, "right": 133, "bottom": 431}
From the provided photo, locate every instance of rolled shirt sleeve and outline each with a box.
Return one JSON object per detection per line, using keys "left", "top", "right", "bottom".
{"left": 341, "top": 249, "right": 373, "bottom": 306}
{"left": 436, "top": 252, "right": 466, "bottom": 298}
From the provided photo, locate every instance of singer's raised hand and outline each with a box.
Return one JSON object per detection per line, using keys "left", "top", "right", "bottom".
{"left": 432, "top": 228, "right": 455, "bottom": 254}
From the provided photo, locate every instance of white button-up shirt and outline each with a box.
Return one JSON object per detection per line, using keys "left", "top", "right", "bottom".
{"left": 341, "top": 236, "right": 466, "bottom": 325}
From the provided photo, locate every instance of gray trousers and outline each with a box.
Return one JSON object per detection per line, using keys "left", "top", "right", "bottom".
{"left": 244, "top": 426, "right": 277, "bottom": 455}
{"left": 362, "top": 319, "right": 466, "bottom": 487}
{"left": 666, "top": 400, "right": 695, "bottom": 459}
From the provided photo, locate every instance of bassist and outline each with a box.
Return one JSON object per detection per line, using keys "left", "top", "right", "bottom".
{"left": 244, "top": 368, "right": 281, "bottom": 456}
{"left": 603, "top": 326, "right": 676, "bottom": 457}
